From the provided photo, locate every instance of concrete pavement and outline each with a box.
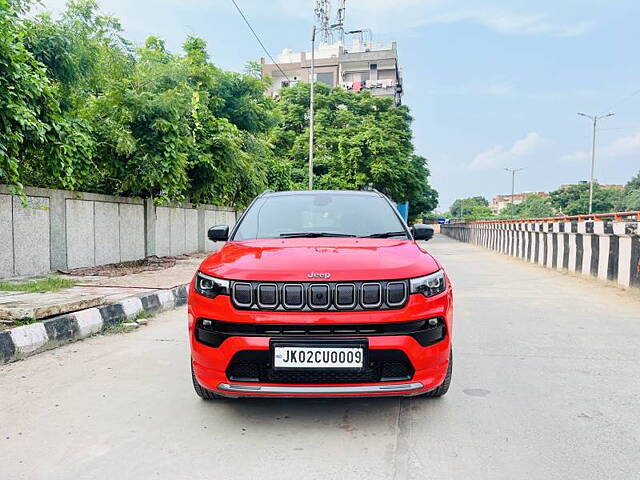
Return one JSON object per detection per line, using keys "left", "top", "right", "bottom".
{"left": 1, "top": 235, "right": 639, "bottom": 480}
{"left": 0, "top": 256, "right": 203, "bottom": 323}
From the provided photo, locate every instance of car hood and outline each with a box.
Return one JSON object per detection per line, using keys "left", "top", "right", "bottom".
{"left": 199, "top": 238, "right": 441, "bottom": 281}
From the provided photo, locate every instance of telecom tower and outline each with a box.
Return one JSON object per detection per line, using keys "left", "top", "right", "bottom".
{"left": 314, "top": 0, "right": 346, "bottom": 44}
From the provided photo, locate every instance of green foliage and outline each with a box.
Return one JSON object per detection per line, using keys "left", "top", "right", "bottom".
{"left": 625, "top": 190, "right": 640, "bottom": 211}
{"left": 515, "top": 194, "right": 554, "bottom": 219}
{"left": 1, "top": 0, "right": 437, "bottom": 210}
{"left": 463, "top": 205, "right": 493, "bottom": 221}
{"left": 0, "top": 0, "right": 86, "bottom": 195}
{"left": 549, "top": 183, "right": 623, "bottom": 216}
{"left": 624, "top": 171, "right": 640, "bottom": 192}
{"left": 0, "top": 276, "right": 75, "bottom": 293}
{"left": 622, "top": 171, "right": 640, "bottom": 211}
{"left": 272, "top": 83, "right": 438, "bottom": 213}
{"left": 22, "top": 0, "right": 133, "bottom": 111}
{"left": 448, "top": 196, "right": 489, "bottom": 218}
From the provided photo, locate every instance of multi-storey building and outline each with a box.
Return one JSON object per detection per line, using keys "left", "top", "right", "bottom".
{"left": 491, "top": 192, "right": 550, "bottom": 214}
{"left": 260, "top": 39, "right": 403, "bottom": 106}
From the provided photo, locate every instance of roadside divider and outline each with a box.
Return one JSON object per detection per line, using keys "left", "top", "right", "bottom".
{"left": 441, "top": 212, "right": 640, "bottom": 290}
{"left": 0, "top": 285, "right": 188, "bottom": 365}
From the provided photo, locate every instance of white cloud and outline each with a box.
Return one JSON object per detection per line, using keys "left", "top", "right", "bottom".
{"left": 275, "top": 0, "right": 594, "bottom": 37}
{"left": 562, "top": 130, "right": 640, "bottom": 163}
{"left": 469, "top": 132, "right": 547, "bottom": 171}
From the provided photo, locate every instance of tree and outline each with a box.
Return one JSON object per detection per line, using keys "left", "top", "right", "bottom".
{"left": 1, "top": 0, "right": 439, "bottom": 210}
{"left": 271, "top": 83, "right": 438, "bottom": 211}
{"left": 22, "top": 0, "right": 133, "bottom": 112}
{"left": 0, "top": 0, "right": 93, "bottom": 196}
{"left": 448, "top": 196, "right": 489, "bottom": 218}
{"left": 464, "top": 205, "right": 493, "bottom": 221}
{"left": 515, "top": 194, "right": 554, "bottom": 219}
{"left": 623, "top": 171, "right": 640, "bottom": 210}
{"left": 624, "top": 171, "right": 640, "bottom": 192}
{"left": 549, "top": 183, "right": 623, "bottom": 215}
{"left": 80, "top": 35, "right": 278, "bottom": 206}
{"left": 624, "top": 190, "right": 640, "bottom": 211}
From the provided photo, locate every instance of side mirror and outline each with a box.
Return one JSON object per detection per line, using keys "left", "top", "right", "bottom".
{"left": 412, "top": 224, "right": 434, "bottom": 241}
{"left": 208, "top": 225, "right": 229, "bottom": 242}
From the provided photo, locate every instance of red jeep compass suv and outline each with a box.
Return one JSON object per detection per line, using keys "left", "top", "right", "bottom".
{"left": 188, "top": 190, "right": 453, "bottom": 398}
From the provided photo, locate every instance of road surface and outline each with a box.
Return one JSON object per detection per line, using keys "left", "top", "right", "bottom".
{"left": 2, "top": 235, "right": 639, "bottom": 480}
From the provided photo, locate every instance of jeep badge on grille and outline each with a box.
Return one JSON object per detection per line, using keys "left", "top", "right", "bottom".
{"left": 308, "top": 272, "right": 331, "bottom": 279}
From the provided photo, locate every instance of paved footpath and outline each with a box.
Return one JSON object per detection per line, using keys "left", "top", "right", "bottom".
{"left": 1, "top": 235, "right": 639, "bottom": 480}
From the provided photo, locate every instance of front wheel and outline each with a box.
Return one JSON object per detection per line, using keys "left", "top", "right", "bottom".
{"left": 421, "top": 350, "right": 452, "bottom": 398}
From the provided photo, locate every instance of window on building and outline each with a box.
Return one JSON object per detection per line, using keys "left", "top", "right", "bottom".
{"left": 378, "top": 69, "right": 396, "bottom": 80}
{"left": 369, "top": 63, "right": 378, "bottom": 81}
{"left": 316, "top": 72, "right": 334, "bottom": 86}
{"left": 344, "top": 72, "right": 369, "bottom": 83}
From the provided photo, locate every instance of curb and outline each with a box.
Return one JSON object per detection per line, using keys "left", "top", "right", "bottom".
{"left": 0, "top": 285, "right": 188, "bottom": 365}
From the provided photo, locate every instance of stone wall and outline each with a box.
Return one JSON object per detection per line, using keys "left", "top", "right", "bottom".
{"left": 0, "top": 185, "right": 237, "bottom": 278}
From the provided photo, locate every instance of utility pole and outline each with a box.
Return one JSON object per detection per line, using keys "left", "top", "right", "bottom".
{"left": 309, "top": 26, "right": 316, "bottom": 190}
{"left": 504, "top": 168, "right": 524, "bottom": 218}
{"left": 577, "top": 112, "right": 615, "bottom": 214}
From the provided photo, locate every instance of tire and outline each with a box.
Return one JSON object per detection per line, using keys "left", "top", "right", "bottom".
{"left": 191, "top": 363, "right": 223, "bottom": 400}
{"left": 421, "top": 350, "right": 452, "bottom": 398}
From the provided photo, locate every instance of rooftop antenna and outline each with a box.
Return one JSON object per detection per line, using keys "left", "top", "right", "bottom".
{"left": 313, "top": 0, "right": 333, "bottom": 44}
{"left": 331, "top": 0, "right": 346, "bottom": 44}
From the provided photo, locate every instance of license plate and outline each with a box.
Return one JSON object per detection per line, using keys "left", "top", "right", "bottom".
{"left": 273, "top": 346, "right": 364, "bottom": 370}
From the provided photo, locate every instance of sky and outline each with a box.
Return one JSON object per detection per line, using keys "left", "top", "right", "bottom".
{"left": 39, "top": 0, "right": 640, "bottom": 210}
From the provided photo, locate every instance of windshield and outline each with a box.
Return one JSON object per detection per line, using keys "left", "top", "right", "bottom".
{"left": 232, "top": 193, "right": 409, "bottom": 240}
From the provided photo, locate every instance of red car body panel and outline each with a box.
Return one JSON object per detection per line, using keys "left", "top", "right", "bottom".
{"left": 189, "top": 238, "right": 453, "bottom": 398}
{"left": 198, "top": 238, "right": 442, "bottom": 281}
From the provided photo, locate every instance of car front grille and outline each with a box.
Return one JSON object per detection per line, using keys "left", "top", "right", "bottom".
{"left": 225, "top": 350, "right": 414, "bottom": 384}
{"left": 230, "top": 280, "right": 408, "bottom": 312}
{"left": 195, "top": 318, "right": 446, "bottom": 348}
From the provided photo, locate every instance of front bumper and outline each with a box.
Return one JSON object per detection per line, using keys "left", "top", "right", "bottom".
{"left": 191, "top": 333, "right": 451, "bottom": 397}
{"left": 189, "top": 286, "right": 453, "bottom": 398}
{"left": 216, "top": 382, "right": 425, "bottom": 397}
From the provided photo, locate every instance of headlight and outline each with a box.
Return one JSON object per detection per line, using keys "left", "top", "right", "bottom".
{"left": 410, "top": 270, "right": 446, "bottom": 297}
{"left": 194, "top": 272, "right": 230, "bottom": 299}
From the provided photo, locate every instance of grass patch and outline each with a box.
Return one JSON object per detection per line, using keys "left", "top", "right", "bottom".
{"left": 11, "top": 317, "right": 38, "bottom": 326}
{"left": 133, "top": 310, "right": 153, "bottom": 321}
{"left": 0, "top": 276, "right": 75, "bottom": 293}
{"left": 102, "top": 309, "right": 154, "bottom": 335}
{"left": 103, "top": 322, "right": 139, "bottom": 335}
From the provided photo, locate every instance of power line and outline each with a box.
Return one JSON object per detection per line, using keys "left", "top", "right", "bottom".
{"left": 229, "top": 0, "right": 290, "bottom": 82}
{"left": 599, "top": 87, "right": 640, "bottom": 115}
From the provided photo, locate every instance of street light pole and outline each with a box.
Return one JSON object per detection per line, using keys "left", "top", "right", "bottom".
{"left": 308, "top": 26, "right": 316, "bottom": 191}
{"left": 504, "top": 168, "right": 524, "bottom": 218}
{"left": 577, "top": 112, "right": 615, "bottom": 214}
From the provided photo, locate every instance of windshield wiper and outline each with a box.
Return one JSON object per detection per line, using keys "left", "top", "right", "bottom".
{"left": 365, "top": 231, "right": 408, "bottom": 238}
{"left": 279, "top": 232, "right": 357, "bottom": 238}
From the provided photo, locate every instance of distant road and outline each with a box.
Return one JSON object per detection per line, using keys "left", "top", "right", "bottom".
{"left": 2, "top": 235, "right": 639, "bottom": 479}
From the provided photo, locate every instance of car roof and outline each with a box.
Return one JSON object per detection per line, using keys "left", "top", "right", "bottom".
{"left": 262, "top": 190, "right": 382, "bottom": 198}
